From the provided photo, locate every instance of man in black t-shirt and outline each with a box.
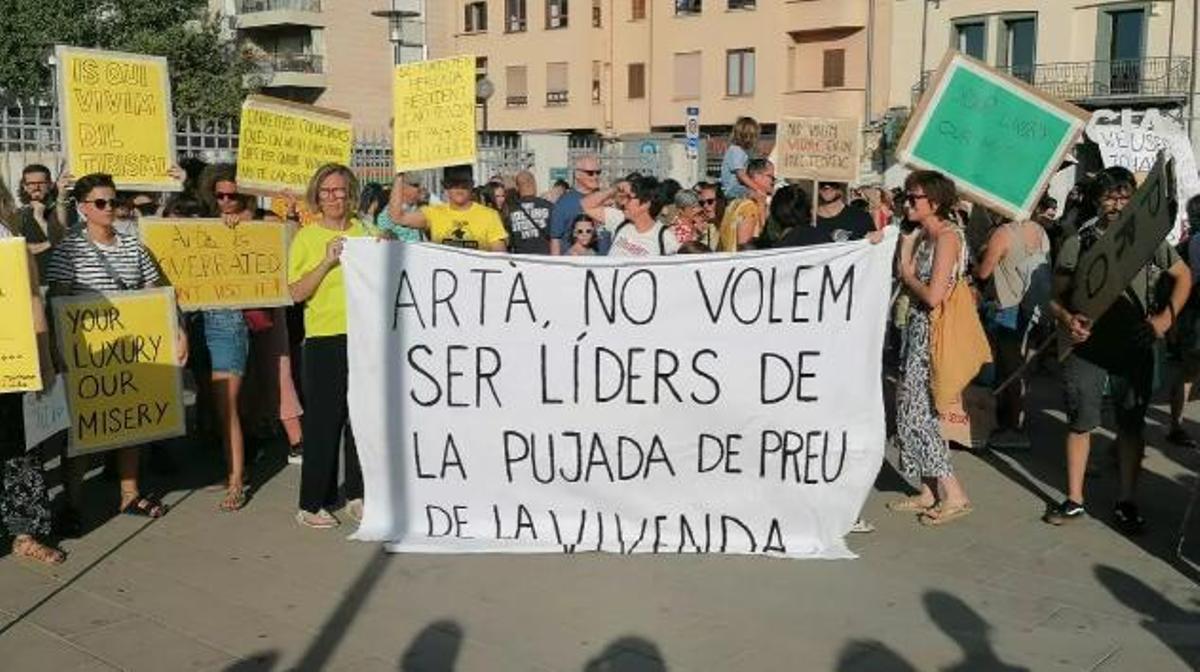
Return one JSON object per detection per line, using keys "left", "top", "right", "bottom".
{"left": 505, "top": 171, "right": 554, "bottom": 254}
{"left": 815, "top": 181, "right": 874, "bottom": 242}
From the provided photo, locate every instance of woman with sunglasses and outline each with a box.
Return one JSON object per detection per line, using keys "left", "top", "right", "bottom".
{"left": 45, "top": 173, "right": 189, "bottom": 523}
{"left": 888, "top": 170, "right": 973, "bottom": 526}
{"left": 287, "top": 164, "right": 369, "bottom": 529}
{"left": 568, "top": 214, "right": 599, "bottom": 256}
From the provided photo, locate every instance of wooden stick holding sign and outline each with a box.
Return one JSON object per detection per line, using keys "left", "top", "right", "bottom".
{"left": 896, "top": 50, "right": 1089, "bottom": 222}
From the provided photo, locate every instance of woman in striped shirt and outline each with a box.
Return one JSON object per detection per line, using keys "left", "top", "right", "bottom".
{"left": 46, "top": 173, "right": 188, "bottom": 522}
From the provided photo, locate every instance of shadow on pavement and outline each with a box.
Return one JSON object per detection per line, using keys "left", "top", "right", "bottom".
{"left": 923, "top": 590, "right": 1029, "bottom": 672}
{"left": 1094, "top": 564, "right": 1200, "bottom": 669}
{"left": 583, "top": 636, "right": 667, "bottom": 672}
{"left": 400, "top": 620, "right": 464, "bottom": 671}
{"left": 834, "top": 639, "right": 916, "bottom": 672}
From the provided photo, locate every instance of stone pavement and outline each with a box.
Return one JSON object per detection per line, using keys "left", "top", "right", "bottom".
{"left": 2, "top": 374, "right": 1200, "bottom": 672}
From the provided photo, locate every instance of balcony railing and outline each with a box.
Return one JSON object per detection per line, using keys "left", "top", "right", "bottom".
{"left": 546, "top": 90, "right": 569, "bottom": 106}
{"left": 240, "top": 0, "right": 321, "bottom": 12}
{"left": 506, "top": 95, "right": 528, "bottom": 108}
{"left": 912, "top": 57, "right": 1192, "bottom": 106}
{"left": 258, "top": 53, "right": 324, "bottom": 74}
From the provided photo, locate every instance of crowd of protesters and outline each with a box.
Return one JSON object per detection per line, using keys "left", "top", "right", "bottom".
{"left": 1, "top": 111, "right": 1197, "bottom": 563}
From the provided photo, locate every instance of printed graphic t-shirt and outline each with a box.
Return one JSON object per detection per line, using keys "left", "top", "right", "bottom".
{"left": 287, "top": 219, "right": 368, "bottom": 338}
{"left": 506, "top": 196, "right": 554, "bottom": 254}
{"left": 421, "top": 202, "right": 508, "bottom": 249}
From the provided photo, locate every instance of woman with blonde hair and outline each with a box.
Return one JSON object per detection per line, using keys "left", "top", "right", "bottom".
{"left": 720, "top": 116, "right": 762, "bottom": 201}
{"left": 287, "top": 163, "right": 368, "bottom": 529}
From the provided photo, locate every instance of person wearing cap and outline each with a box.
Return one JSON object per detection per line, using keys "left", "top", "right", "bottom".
{"left": 391, "top": 170, "right": 508, "bottom": 251}
{"left": 378, "top": 173, "right": 425, "bottom": 243}
{"left": 815, "top": 182, "right": 874, "bottom": 243}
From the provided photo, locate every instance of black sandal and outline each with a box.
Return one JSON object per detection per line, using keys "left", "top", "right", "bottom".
{"left": 121, "top": 494, "right": 168, "bottom": 518}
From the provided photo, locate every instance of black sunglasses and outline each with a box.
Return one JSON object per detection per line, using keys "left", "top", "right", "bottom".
{"left": 84, "top": 198, "right": 115, "bottom": 210}
{"left": 134, "top": 203, "right": 158, "bottom": 216}
{"left": 577, "top": 169, "right": 601, "bottom": 176}
{"left": 215, "top": 192, "right": 239, "bottom": 201}
{"left": 698, "top": 198, "right": 717, "bottom": 206}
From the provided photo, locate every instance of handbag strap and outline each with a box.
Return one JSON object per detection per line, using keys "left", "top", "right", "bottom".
{"left": 84, "top": 236, "right": 131, "bottom": 291}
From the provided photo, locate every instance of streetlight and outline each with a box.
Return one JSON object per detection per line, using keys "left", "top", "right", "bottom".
{"left": 372, "top": 0, "right": 424, "bottom": 65}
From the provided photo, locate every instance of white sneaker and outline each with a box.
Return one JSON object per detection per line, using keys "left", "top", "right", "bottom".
{"left": 849, "top": 519, "right": 876, "bottom": 534}
{"left": 346, "top": 499, "right": 364, "bottom": 524}
{"left": 296, "top": 509, "right": 339, "bottom": 529}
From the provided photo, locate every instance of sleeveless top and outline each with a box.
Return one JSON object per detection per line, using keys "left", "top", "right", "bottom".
{"left": 993, "top": 220, "right": 1050, "bottom": 310}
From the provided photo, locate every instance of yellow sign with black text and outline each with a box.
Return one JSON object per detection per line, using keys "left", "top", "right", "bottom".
{"left": 0, "top": 239, "right": 43, "bottom": 393}
{"left": 392, "top": 55, "right": 477, "bottom": 172}
{"left": 237, "top": 95, "right": 353, "bottom": 195}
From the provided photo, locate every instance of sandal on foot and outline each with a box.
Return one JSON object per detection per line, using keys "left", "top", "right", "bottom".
{"left": 219, "top": 487, "right": 247, "bottom": 512}
{"left": 919, "top": 502, "right": 974, "bottom": 526}
{"left": 120, "top": 495, "right": 168, "bottom": 518}
{"left": 12, "top": 535, "right": 65, "bottom": 565}
{"left": 887, "top": 496, "right": 935, "bottom": 513}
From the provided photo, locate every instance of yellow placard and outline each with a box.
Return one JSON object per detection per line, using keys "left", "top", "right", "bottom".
{"left": 237, "top": 95, "right": 353, "bottom": 195}
{"left": 56, "top": 46, "right": 179, "bottom": 191}
{"left": 140, "top": 218, "right": 292, "bottom": 310}
{"left": 54, "top": 288, "right": 184, "bottom": 455}
{"left": 0, "top": 238, "right": 42, "bottom": 393}
{"left": 393, "top": 55, "right": 477, "bottom": 172}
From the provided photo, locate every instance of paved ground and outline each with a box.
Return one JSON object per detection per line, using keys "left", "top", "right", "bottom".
{"left": 2, "top": 373, "right": 1200, "bottom": 671}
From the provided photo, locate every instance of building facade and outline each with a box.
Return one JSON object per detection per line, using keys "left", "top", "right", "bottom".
{"left": 209, "top": 0, "right": 398, "bottom": 130}
{"left": 427, "top": 1, "right": 894, "bottom": 137}
{"left": 888, "top": 0, "right": 1195, "bottom": 138}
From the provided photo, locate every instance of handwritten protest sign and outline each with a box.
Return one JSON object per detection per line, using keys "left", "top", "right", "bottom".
{"left": 140, "top": 218, "right": 291, "bottom": 310}
{"left": 344, "top": 233, "right": 897, "bottom": 558}
{"left": 56, "top": 46, "right": 179, "bottom": 191}
{"left": 0, "top": 239, "right": 43, "bottom": 393}
{"left": 237, "top": 95, "right": 352, "bottom": 195}
{"left": 1087, "top": 108, "right": 1172, "bottom": 173}
{"left": 1154, "top": 115, "right": 1200, "bottom": 245}
{"left": 1068, "top": 155, "right": 1172, "bottom": 319}
{"left": 897, "top": 51, "right": 1089, "bottom": 221}
{"left": 392, "top": 55, "right": 477, "bottom": 172}
{"left": 775, "top": 116, "right": 861, "bottom": 183}
{"left": 53, "top": 289, "right": 184, "bottom": 455}
{"left": 23, "top": 375, "right": 70, "bottom": 451}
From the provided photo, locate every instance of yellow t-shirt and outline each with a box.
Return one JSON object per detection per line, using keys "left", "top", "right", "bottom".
{"left": 718, "top": 198, "right": 763, "bottom": 252}
{"left": 287, "top": 219, "right": 368, "bottom": 337}
{"left": 422, "top": 202, "right": 508, "bottom": 249}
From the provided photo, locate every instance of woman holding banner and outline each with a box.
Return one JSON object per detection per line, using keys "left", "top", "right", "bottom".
{"left": 0, "top": 182, "right": 64, "bottom": 563}
{"left": 287, "top": 164, "right": 368, "bottom": 529}
{"left": 888, "top": 170, "right": 973, "bottom": 526}
{"left": 46, "top": 173, "right": 189, "bottom": 522}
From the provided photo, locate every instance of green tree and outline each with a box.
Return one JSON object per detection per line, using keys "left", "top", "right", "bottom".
{"left": 0, "top": 0, "right": 254, "bottom": 118}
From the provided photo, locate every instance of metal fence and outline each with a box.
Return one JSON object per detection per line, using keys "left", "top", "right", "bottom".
{"left": 0, "top": 103, "right": 537, "bottom": 191}
{"left": 568, "top": 134, "right": 674, "bottom": 180}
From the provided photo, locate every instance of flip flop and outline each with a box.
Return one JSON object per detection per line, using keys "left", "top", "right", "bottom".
{"left": 919, "top": 502, "right": 974, "bottom": 526}
{"left": 121, "top": 494, "right": 168, "bottom": 518}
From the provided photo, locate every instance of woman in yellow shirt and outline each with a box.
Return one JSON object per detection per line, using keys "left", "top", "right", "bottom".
{"left": 287, "top": 164, "right": 369, "bottom": 529}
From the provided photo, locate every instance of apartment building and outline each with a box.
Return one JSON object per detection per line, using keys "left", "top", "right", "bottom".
{"left": 209, "top": 0, "right": 397, "bottom": 130}
{"left": 889, "top": 0, "right": 1195, "bottom": 130}
{"left": 427, "top": 1, "right": 893, "bottom": 136}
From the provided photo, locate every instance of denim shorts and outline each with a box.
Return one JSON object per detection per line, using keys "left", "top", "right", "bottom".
{"left": 204, "top": 310, "right": 249, "bottom": 376}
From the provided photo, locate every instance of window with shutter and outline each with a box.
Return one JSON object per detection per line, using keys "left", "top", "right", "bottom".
{"left": 823, "top": 49, "right": 845, "bottom": 88}
{"left": 628, "top": 63, "right": 646, "bottom": 99}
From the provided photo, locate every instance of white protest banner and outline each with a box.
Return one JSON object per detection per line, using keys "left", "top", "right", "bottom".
{"left": 1153, "top": 115, "right": 1199, "bottom": 245}
{"left": 23, "top": 375, "right": 70, "bottom": 451}
{"left": 345, "top": 233, "right": 897, "bottom": 559}
{"left": 1086, "top": 108, "right": 1172, "bottom": 173}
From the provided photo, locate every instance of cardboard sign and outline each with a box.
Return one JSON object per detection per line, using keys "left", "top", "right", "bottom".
{"left": 775, "top": 116, "right": 861, "bottom": 183}
{"left": 344, "top": 232, "right": 900, "bottom": 559}
{"left": 1068, "top": 156, "right": 1172, "bottom": 319}
{"left": 1154, "top": 115, "right": 1200, "bottom": 245}
{"left": 140, "top": 218, "right": 291, "bottom": 310}
{"left": 56, "top": 46, "right": 179, "bottom": 191}
{"left": 23, "top": 374, "right": 70, "bottom": 451}
{"left": 0, "top": 239, "right": 43, "bottom": 393}
{"left": 237, "top": 95, "right": 353, "bottom": 195}
{"left": 897, "top": 51, "right": 1089, "bottom": 221}
{"left": 392, "top": 55, "right": 477, "bottom": 172}
{"left": 53, "top": 288, "right": 185, "bottom": 455}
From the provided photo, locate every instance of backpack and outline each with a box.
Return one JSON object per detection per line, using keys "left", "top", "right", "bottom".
{"left": 613, "top": 219, "right": 670, "bottom": 256}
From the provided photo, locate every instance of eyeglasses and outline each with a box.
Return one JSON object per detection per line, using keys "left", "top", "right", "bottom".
{"left": 84, "top": 198, "right": 115, "bottom": 210}
{"left": 698, "top": 198, "right": 717, "bottom": 206}
{"left": 577, "top": 169, "right": 602, "bottom": 176}
{"left": 904, "top": 193, "right": 929, "bottom": 206}
{"left": 215, "top": 192, "right": 239, "bottom": 201}
{"left": 319, "top": 187, "right": 349, "bottom": 199}
{"left": 22, "top": 180, "right": 50, "bottom": 188}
